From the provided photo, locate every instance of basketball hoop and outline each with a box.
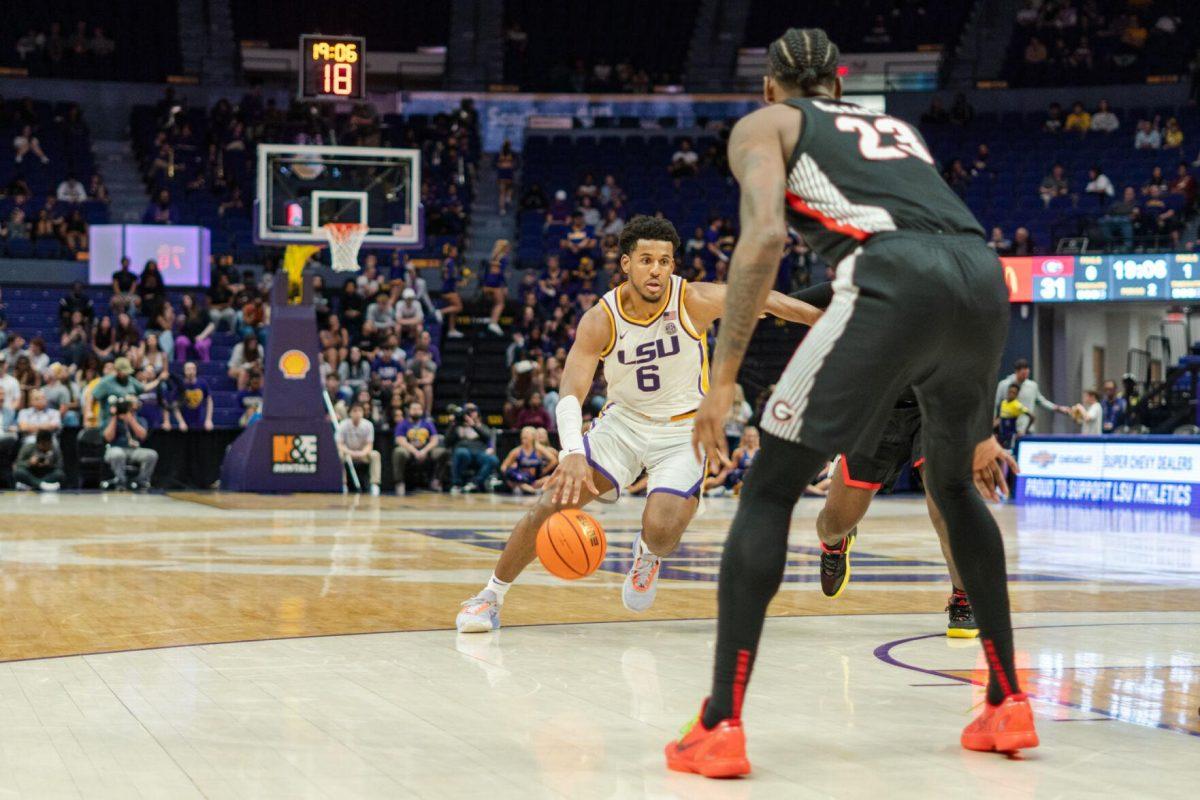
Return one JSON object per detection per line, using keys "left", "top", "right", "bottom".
{"left": 322, "top": 222, "right": 369, "bottom": 272}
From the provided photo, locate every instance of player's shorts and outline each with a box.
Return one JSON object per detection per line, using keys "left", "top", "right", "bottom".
{"left": 762, "top": 231, "right": 1008, "bottom": 458}
{"left": 583, "top": 403, "right": 704, "bottom": 501}
{"left": 840, "top": 404, "right": 923, "bottom": 492}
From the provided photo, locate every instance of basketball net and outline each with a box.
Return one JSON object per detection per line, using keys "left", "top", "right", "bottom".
{"left": 322, "top": 222, "right": 369, "bottom": 272}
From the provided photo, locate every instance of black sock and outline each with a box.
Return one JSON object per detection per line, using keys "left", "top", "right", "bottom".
{"left": 922, "top": 441, "right": 1021, "bottom": 707}
{"left": 703, "top": 434, "right": 829, "bottom": 729}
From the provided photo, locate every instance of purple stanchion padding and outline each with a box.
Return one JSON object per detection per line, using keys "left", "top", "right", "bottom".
{"left": 220, "top": 273, "right": 342, "bottom": 493}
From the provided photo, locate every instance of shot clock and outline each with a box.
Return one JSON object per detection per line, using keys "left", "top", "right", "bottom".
{"left": 298, "top": 34, "right": 365, "bottom": 100}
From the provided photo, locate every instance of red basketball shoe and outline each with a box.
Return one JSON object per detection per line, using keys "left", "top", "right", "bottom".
{"left": 961, "top": 694, "right": 1040, "bottom": 753}
{"left": 664, "top": 702, "right": 751, "bottom": 778}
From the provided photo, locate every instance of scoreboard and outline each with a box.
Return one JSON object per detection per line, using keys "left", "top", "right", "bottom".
{"left": 1002, "top": 253, "right": 1200, "bottom": 303}
{"left": 298, "top": 34, "right": 365, "bottom": 100}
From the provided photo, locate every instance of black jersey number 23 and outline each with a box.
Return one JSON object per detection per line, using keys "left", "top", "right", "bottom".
{"left": 834, "top": 116, "right": 935, "bottom": 165}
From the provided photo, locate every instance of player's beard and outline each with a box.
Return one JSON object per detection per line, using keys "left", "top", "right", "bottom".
{"left": 632, "top": 279, "right": 665, "bottom": 304}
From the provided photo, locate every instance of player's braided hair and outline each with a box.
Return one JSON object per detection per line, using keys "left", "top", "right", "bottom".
{"left": 767, "top": 27, "right": 840, "bottom": 93}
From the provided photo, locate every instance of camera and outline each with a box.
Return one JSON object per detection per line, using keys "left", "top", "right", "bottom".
{"left": 109, "top": 397, "right": 133, "bottom": 415}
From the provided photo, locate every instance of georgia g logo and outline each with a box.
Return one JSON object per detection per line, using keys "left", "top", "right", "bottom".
{"left": 279, "top": 349, "right": 311, "bottom": 380}
{"left": 771, "top": 399, "right": 795, "bottom": 422}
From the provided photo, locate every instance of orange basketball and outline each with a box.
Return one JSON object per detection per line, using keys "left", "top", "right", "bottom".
{"left": 535, "top": 509, "right": 607, "bottom": 579}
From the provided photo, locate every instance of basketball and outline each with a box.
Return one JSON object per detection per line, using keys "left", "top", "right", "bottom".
{"left": 535, "top": 510, "right": 607, "bottom": 579}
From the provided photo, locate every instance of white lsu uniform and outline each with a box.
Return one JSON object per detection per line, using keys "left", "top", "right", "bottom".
{"left": 584, "top": 274, "right": 709, "bottom": 500}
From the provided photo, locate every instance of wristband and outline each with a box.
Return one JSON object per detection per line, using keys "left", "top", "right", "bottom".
{"left": 555, "top": 394, "right": 585, "bottom": 454}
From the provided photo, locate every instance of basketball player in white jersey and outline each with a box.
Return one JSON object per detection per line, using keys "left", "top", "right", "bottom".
{"left": 456, "top": 216, "right": 820, "bottom": 632}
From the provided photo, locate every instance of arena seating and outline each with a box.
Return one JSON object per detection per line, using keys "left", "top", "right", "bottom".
{"left": 231, "top": 2, "right": 450, "bottom": 51}
{"left": 0, "top": 97, "right": 105, "bottom": 258}
{"left": 0, "top": 4, "right": 180, "bottom": 82}
{"left": 743, "top": 0, "right": 972, "bottom": 52}
{"left": 128, "top": 103, "right": 472, "bottom": 263}
{"left": 921, "top": 101, "right": 1200, "bottom": 252}
{"left": 1, "top": 285, "right": 247, "bottom": 427}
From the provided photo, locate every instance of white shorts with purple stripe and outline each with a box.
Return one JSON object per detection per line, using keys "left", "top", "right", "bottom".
{"left": 582, "top": 404, "right": 704, "bottom": 502}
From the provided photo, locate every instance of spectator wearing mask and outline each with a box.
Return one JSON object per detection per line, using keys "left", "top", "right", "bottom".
{"left": 14, "top": 430, "right": 63, "bottom": 492}
{"left": 994, "top": 358, "right": 1068, "bottom": 434}
{"left": 175, "top": 361, "right": 212, "bottom": 432}
{"left": 16, "top": 389, "right": 61, "bottom": 445}
{"left": 1090, "top": 100, "right": 1119, "bottom": 133}
{"left": 1072, "top": 389, "right": 1102, "bottom": 435}
{"left": 392, "top": 400, "right": 448, "bottom": 495}
{"left": 102, "top": 396, "right": 156, "bottom": 490}
{"left": 337, "top": 402, "right": 381, "bottom": 495}
{"left": 446, "top": 403, "right": 499, "bottom": 493}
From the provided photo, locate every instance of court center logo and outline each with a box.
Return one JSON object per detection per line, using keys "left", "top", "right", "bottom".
{"left": 279, "top": 349, "right": 312, "bottom": 380}
{"left": 272, "top": 434, "right": 318, "bottom": 473}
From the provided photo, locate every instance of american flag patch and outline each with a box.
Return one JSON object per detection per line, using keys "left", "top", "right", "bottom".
{"left": 663, "top": 310, "right": 677, "bottom": 321}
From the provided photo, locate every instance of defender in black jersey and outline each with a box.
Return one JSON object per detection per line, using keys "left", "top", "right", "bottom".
{"left": 790, "top": 282, "right": 977, "bottom": 638}
{"left": 668, "top": 28, "right": 1035, "bottom": 778}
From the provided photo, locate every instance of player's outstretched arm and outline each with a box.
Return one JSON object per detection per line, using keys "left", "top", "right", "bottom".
{"left": 546, "top": 305, "right": 610, "bottom": 504}
{"left": 693, "top": 106, "right": 793, "bottom": 463}
{"left": 683, "top": 281, "right": 821, "bottom": 329}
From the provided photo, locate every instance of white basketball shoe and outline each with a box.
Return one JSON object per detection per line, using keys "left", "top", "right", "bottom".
{"left": 622, "top": 536, "right": 662, "bottom": 612}
{"left": 456, "top": 589, "right": 502, "bottom": 633}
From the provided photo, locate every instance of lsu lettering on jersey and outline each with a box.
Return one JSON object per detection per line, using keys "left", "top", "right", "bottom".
{"left": 596, "top": 274, "right": 708, "bottom": 420}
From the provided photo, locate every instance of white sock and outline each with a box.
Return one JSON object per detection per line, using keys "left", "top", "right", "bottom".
{"left": 636, "top": 535, "right": 659, "bottom": 559}
{"left": 485, "top": 574, "right": 511, "bottom": 602}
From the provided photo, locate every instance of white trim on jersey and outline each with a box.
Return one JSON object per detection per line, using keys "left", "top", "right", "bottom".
{"left": 788, "top": 153, "right": 897, "bottom": 236}
{"left": 762, "top": 249, "right": 862, "bottom": 442}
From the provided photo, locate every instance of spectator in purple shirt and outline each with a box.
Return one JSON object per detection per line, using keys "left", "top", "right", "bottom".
{"left": 392, "top": 400, "right": 448, "bottom": 495}
{"left": 235, "top": 370, "right": 264, "bottom": 427}
{"left": 176, "top": 361, "right": 213, "bottom": 431}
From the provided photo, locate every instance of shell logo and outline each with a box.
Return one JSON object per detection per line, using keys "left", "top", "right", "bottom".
{"left": 279, "top": 349, "right": 311, "bottom": 380}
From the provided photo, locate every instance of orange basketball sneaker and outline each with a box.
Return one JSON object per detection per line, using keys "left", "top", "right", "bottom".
{"left": 664, "top": 702, "right": 751, "bottom": 778}
{"left": 961, "top": 693, "right": 1039, "bottom": 753}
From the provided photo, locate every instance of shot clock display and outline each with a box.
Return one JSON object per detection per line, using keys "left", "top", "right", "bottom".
{"left": 299, "top": 35, "right": 365, "bottom": 100}
{"left": 1000, "top": 252, "right": 1200, "bottom": 303}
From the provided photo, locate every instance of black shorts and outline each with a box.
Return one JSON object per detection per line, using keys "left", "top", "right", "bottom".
{"left": 840, "top": 404, "right": 922, "bottom": 491}
{"left": 762, "top": 231, "right": 1008, "bottom": 458}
